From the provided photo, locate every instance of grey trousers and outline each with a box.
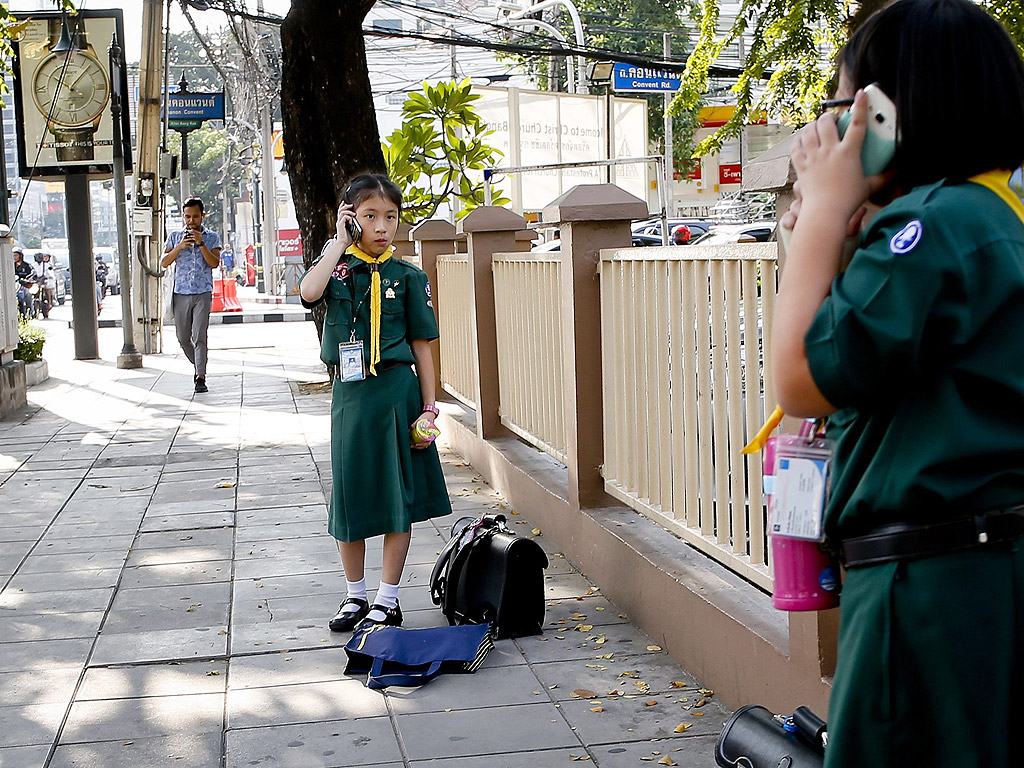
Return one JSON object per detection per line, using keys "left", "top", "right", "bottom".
{"left": 172, "top": 292, "right": 212, "bottom": 377}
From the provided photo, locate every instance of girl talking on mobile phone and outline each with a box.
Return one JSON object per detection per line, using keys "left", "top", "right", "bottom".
{"left": 299, "top": 173, "right": 451, "bottom": 632}
{"left": 773, "top": 2, "right": 1024, "bottom": 766}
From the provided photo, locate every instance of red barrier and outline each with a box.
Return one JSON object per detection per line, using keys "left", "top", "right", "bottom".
{"left": 212, "top": 278, "right": 243, "bottom": 313}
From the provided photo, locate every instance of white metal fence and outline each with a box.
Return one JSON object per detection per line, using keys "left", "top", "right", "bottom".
{"left": 492, "top": 252, "right": 567, "bottom": 463}
{"left": 436, "top": 255, "right": 476, "bottom": 407}
{"left": 599, "top": 243, "right": 778, "bottom": 589}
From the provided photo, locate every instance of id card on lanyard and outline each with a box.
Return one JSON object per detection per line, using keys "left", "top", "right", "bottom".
{"left": 339, "top": 333, "right": 365, "bottom": 382}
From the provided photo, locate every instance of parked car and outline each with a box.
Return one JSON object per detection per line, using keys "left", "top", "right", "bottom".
{"left": 94, "top": 248, "right": 119, "bottom": 294}
{"left": 689, "top": 222, "right": 776, "bottom": 246}
{"left": 631, "top": 218, "right": 713, "bottom": 242}
{"left": 532, "top": 233, "right": 679, "bottom": 252}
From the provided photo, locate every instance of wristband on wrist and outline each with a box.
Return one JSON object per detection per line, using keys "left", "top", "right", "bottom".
{"left": 422, "top": 404, "right": 439, "bottom": 417}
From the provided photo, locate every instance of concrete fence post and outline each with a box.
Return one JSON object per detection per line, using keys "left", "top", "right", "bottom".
{"left": 542, "top": 184, "right": 648, "bottom": 510}
{"left": 457, "top": 206, "right": 528, "bottom": 439}
{"left": 410, "top": 219, "right": 458, "bottom": 403}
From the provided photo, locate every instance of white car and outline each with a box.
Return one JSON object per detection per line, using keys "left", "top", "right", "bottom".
{"left": 689, "top": 222, "right": 776, "bottom": 246}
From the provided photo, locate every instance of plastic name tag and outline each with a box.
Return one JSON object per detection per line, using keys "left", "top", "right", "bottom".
{"left": 768, "top": 435, "right": 833, "bottom": 541}
{"left": 339, "top": 341, "right": 365, "bottom": 382}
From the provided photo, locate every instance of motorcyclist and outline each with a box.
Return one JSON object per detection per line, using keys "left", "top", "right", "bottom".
{"left": 33, "top": 252, "right": 56, "bottom": 317}
{"left": 95, "top": 255, "right": 108, "bottom": 313}
{"left": 13, "top": 247, "right": 33, "bottom": 317}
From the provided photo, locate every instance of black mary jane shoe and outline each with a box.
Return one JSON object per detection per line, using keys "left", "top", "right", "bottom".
{"left": 356, "top": 601, "right": 403, "bottom": 629}
{"left": 328, "top": 597, "right": 370, "bottom": 632}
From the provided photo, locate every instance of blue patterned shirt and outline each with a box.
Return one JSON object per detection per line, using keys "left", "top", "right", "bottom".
{"left": 166, "top": 227, "right": 222, "bottom": 294}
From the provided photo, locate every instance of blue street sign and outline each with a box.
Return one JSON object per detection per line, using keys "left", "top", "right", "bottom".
{"left": 166, "top": 91, "right": 225, "bottom": 121}
{"left": 611, "top": 63, "right": 682, "bottom": 92}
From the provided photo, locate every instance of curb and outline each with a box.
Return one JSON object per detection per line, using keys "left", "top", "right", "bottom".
{"left": 90, "top": 312, "right": 313, "bottom": 329}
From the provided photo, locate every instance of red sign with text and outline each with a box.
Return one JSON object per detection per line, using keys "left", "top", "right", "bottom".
{"left": 278, "top": 228, "right": 303, "bottom": 257}
{"left": 687, "top": 159, "right": 702, "bottom": 181}
{"left": 719, "top": 164, "right": 742, "bottom": 185}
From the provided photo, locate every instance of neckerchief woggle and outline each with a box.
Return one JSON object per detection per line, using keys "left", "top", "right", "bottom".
{"left": 347, "top": 243, "right": 394, "bottom": 376}
{"left": 743, "top": 164, "right": 1024, "bottom": 455}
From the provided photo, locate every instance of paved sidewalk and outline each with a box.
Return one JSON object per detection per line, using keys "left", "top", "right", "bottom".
{"left": 0, "top": 322, "right": 727, "bottom": 768}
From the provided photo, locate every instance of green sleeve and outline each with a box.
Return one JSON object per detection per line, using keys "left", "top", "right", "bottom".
{"left": 404, "top": 267, "right": 439, "bottom": 342}
{"left": 298, "top": 239, "right": 336, "bottom": 309}
{"left": 805, "top": 204, "right": 960, "bottom": 409}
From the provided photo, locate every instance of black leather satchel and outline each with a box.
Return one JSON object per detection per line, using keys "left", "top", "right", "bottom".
{"left": 430, "top": 513, "right": 548, "bottom": 639}
{"left": 715, "top": 705, "right": 826, "bottom": 768}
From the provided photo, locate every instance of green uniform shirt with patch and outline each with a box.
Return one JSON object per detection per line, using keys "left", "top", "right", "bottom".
{"left": 805, "top": 179, "right": 1024, "bottom": 540}
{"left": 299, "top": 244, "right": 439, "bottom": 366}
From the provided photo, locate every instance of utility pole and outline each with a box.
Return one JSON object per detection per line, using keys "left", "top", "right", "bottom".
{"left": 663, "top": 32, "right": 674, "bottom": 218}
{"left": 135, "top": 0, "right": 166, "bottom": 354}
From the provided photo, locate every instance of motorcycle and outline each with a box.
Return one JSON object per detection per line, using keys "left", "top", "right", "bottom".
{"left": 18, "top": 275, "right": 42, "bottom": 319}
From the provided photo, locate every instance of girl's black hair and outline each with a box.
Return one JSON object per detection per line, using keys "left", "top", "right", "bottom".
{"left": 343, "top": 173, "right": 402, "bottom": 210}
{"left": 841, "top": 0, "right": 1024, "bottom": 190}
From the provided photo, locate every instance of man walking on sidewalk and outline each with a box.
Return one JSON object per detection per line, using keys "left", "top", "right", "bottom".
{"left": 162, "top": 197, "right": 221, "bottom": 393}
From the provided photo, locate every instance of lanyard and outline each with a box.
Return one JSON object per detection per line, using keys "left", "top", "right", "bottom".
{"left": 347, "top": 263, "right": 374, "bottom": 343}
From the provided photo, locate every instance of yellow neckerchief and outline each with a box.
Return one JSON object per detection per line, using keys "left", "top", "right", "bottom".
{"left": 347, "top": 243, "right": 394, "bottom": 375}
{"left": 968, "top": 167, "right": 1024, "bottom": 228}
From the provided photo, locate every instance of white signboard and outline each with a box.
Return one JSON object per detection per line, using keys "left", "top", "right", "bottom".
{"left": 476, "top": 87, "right": 651, "bottom": 212}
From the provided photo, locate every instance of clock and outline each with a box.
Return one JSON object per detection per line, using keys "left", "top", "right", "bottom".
{"left": 31, "top": 48, "right": 110, "bottom": 162}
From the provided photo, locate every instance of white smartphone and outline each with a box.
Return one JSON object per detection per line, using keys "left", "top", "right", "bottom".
{"left": 837, "top": 83, "right": 898, "bottom": 176}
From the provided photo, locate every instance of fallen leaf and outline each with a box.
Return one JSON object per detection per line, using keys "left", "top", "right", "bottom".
{"left": 647, "top": 645, "right": 662, "bottom": 651}
{"left": 645, "top": 700, "right": 658, "bottom": 706}
{"left": 674, "top": 723, "right": 691, "bottom": 733}
{"left": 595, "top": 606, "right": 605, "bottom": 611}
{"left": 692, "top": 712, "right": 705, "bottom": 717}
{"left": 205, "top": 670, "right": 220, "bottom": 676}
{"left": 216, "top": 482, "right": 235, "bottom": 488}
{"left": 531, "top": 528, "right": 542, "bottom": 536}
{"left": 510, "top": 509, "right": 519, "bottom": 515}
{"left": 695, "top": 698, "right": 707, "bottom": 708}
{"left": 590, "top": 706, "right": 604, "bottom": 712}
{"left": 572, "top": 689, "right": 599, "bottom": 699}
{"left": 121, "top": 740, "right": 133, "bottom": 746}
{"left": 548, "top": 684, "right": 558, "bottom": 689}
{"left": 596, "top": 653, "right": 613, "bottom": 659}
{"left": 658, "top": 756, "right": 677, "bottom": 766}
{"left": 699, "top": 688, "right": 714, "bottom": 697}
{"left": 670, "top": 681, "right": 687, "bottom": 688}
{"left": 575, "top": 624, "right": 594, "bottom": 632}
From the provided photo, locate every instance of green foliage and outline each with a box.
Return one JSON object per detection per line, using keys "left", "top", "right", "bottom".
{"left": 166, "top": 125, "right": 244, "bottom": 237}
{"left": 677, "top": 1, "right": 1024, "bottom": 159}
{"left": 15, "top": 316, "right": 45, "bottom": 364}
{"left": 383, "top": 79, "right": 509, "bottom": 224}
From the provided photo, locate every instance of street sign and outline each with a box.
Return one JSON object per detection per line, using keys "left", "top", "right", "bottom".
{"left": 166, "top": 91, "right": 225, "bottom": 122}
{"left": 612, "top": 63, "right": 682, "bottom": 93}
{"left": 169, "top": 119, "right": 202, "bottom": 131}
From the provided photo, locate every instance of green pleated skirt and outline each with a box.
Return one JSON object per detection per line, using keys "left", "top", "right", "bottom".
{"left": 328, "top": 364, "right": 452, "bottom": 542}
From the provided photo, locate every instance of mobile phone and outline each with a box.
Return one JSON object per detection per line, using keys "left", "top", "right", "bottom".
{"left": 345, "top": 217, "right": 362, "bottom": 244}
{"left": 837, "top": 83, "right": 898, "bottom": 176}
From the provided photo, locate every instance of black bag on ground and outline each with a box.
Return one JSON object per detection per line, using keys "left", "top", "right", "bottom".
{"left": 715, "top": 704, "right": 826, "bottom": 768}
{"left": 430, "top": 513, "right": 548, "bottom": 639}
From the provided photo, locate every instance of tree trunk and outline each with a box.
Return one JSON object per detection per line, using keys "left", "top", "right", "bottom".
{"left": 281, "top": 0, "right": 385, "bottom": 273}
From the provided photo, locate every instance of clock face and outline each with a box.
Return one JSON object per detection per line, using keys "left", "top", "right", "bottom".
{"left": 31, "top": 50, "right": 110, "bottom": 128}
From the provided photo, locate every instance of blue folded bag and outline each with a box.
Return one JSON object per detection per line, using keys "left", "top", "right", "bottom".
{"left": 343, "top": 622, "right": 494, "bottom": 690}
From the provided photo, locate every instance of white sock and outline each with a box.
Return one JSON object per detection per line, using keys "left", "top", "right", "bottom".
{"left": 366, "top": 580, "right": 400, "bottom": 621}
{"left": 340, "top": 578, "right": 367, "bottom": 614}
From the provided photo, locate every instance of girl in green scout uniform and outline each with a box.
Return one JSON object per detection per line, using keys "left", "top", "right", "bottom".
{"left": 299, "top": 173, "right": 451, "bottom": 632}
{"left": 773, "top": 2, "right": 1024, "bottom": 766}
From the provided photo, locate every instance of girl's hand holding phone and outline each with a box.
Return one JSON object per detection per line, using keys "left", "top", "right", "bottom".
{"left": 336, "top": 203, "right": 359, "bottom": 247}
{"left": 791, "top": 89, "right": 873, "bottom": 223}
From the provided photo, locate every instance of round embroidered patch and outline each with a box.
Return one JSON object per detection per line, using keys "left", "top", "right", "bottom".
{"left": 332, "top": 262, "right": 350, "bottom": 281}
{"left": 425, "top": 280, "right": 432, "bottom": 298}
{"left": 889, "top": 220, "right": 923, "bottom": 254}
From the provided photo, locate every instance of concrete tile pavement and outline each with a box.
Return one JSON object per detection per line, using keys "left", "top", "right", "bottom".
{"left": 0, "top": 320, "right": 728, "bottom": 767}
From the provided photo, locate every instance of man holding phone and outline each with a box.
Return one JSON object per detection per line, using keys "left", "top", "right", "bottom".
{"left": 162, "top": 197, "right": 222, "bottom": 393}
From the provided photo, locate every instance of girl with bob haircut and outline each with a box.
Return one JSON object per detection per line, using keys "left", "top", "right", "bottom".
{"left": 774, "top": 1, "right": 1024, "bottom": 766}
{"left": 300, "top": 173, "right": 451, "bottom": 632}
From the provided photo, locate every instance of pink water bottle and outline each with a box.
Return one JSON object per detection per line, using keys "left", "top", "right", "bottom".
{"left": 764, "top": 431, "right": 841, "bottom": 611}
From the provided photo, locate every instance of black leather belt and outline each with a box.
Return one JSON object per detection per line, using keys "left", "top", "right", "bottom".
{"left": 840, "top": 507, "right": 1024, "bottom": 568}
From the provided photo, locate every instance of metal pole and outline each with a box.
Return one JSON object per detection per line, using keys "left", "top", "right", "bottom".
{"left": 110, "top": 34, "right": 142, "bottom": 369}
{"left": 663, "top": 32, "right": 674, "bottom": 219}
{"left": 179, "top": 131, "right": 191, "bottom": 200}
{"left": 260, "top": 106, "right": 276, "bottom": 294}
{"left": 605, "top": 85, "right": 612, "bottom": 183}
{"left": 65, "top": 174, "right": 99, "bottom": 359}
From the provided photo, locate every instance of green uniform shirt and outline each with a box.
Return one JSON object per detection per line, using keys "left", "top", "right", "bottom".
{"left": 805, "top": 178, "right": 1024, "bottom": 540}
{"left": 300, "top": 242, "right": 439, "bottom": 367}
